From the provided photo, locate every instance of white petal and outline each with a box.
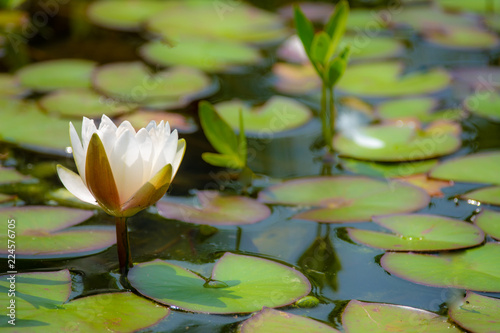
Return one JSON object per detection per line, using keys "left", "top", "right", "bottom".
{"left": 57, "top": 165, "right": 97, "bottom": 205}
{"left": 136, "top": 128, "right": 154, "bottom": 179}
{"left": 116, "top": 120, "right": 136, "bottom": 137}
{"left": 152, "top": 130, "right": 178, "bottom": 176}
{"left": 81, "top": 117, "right": 97, "bottom": 151}
{"left": 171, "top": 139, "right": 186, "bottom": 179}
{"left": 145, "top": 120, "right": 157, "bottom": 131}
{"left": 69, "top": 122, "right": 86, "bottom": 182}
{"left": 99, "top": 114, "right": 117, "bottom": 131}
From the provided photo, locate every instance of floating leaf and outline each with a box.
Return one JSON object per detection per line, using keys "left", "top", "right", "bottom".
{"left": 140, "top": 39, "right": 261, "bottom": 72}
{"left": 0, "top": 270, "right": 169, "bottom": 331}
{"left": 214, "top": 96, "right": 312, "bottom": 134}
{"left": 461, "top": 186, "right": 500, "bottom": 206}
{"left": 16, "top": 59, "right": 96, "bottom": 92}
{"left": 423, "top": 27, "right": 499, "bottom": 49}
{"left": 0, "top": 193, "right": 15, "bottom": 203}
{"left": 146, "top": 1, "right": 287, "bottom": 44}
{"left": 381, "top": 243, "right": 500, "bottom": 292}
{"left": 473, "top": 209, "right": 500, "bottom": 240}
{"left": 93, "top": 62, "right": 215, "bottom": 108}
{"left": 340, "top": 36, "right": 402, "bottom": 61}
{"left": 258, "top": 176, "right": 430, "bottom": 223}
{"left": 465, "top": 91, "right": 500, "bottom": 122}
{"left": 392, "top": 7, "right": 475, "bottom": 31}
{"left": 0, "top": 74, "right": 28, "bottom": 97}
{"left": 333, "top": 122, "right": 461, "bottom": 162}
{"left": 0, "top": 206, "right": 116, "bottom": 259}
{"left": 117, "top": 110, "right": 197, "bottom": 134}
{"left": 342, "top": 300, "right": 461, "bottom": 332}
{"left": 0, "top": 166, "right": 30, "bottom": 184}
{"left": 436, "top": 0, "right": 500, "bottom": 13}
{"left": 394, "top": 174, "right": 452, "bottom": 197}
{"left": 157, "top": 191, "right": 271, "bottom": 225}
{"left": 337, "top": 62, "right": 451, "bottom": 98}
{"left": 347, "top": 214, "right": 484, "bottom": 251}
{"left": 39, "top": 88, "right": 133, "bottom": 118}
{"left": 128, "top": 252, "right": 311, "bottom": 314}
{"left": 340, "top": 158, "right": 438, "bottom": 178}
{"left": 87, "top": 0, "right": 171, "bottom": 31}
{"left": 448, "top": 292, "right": 500, "bottom": 333}
{"left": 430, "top": 151, "right": 500, "bottom": 185}
{"left": 240, "top": 307, "right": 339, "bottom": 333}
{"left": 377, "top": 97, "right": 464, "bottom": 123}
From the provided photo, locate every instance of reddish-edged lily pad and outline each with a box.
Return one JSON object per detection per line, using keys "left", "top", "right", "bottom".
{"left": 0, "top": 270, "right": 169, "bottom": 331}
{"left": 0, "top": 206, "right": 116, "bottom": 259}
{"left": 465, "top": 91, "right": 500, "bottom": 122}
{"left": 117, "top": 110, "right": 197, "bottom": 134}
{"left": 347, "top": 214, "right": 484, "bottom": 251}
{"left": 461, "top": 186, "right": 500, "bottom": 205}
{"left": 381, "top": 243, "right": 500, "bottom": 292}
{"left": 16, "top": 59, "right": 96, "bottom": 92}
{"left": 449, "top": 292, "right": 500, "bottom": 333}
{"left": 258, "top": 176, "right": 430, "bottom": 223}
{"left": 272, "top": 63, "right": 320, "bottom": 95}
{"left": 214, "top": 96, "right": 312, "bottom": 134}
{"left": 333, "top": 122, "right": 461, "bottom": 162}
{"left": 128, "top": 252, "right": 311, "bottom": 314}
{"left": 394, "top": 174, "right": 453, "bottom": 197}
{"left": 430, "top": 151, "right": 500, "bottom": 185}
{"left": 157, "top": 191, "right": 270, "bottom": 225}
{"left": 240, "top": 307, "right": 339, "bottom": 333}
{"left": 342, "top": 300, "right": 461, "bottom": 332}
{"left": 473, "top": 209, "right": 500, "bottom": 240}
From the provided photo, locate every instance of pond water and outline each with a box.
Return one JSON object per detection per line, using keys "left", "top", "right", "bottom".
{"left": 1, "top": 0, "right": 500, "bottom": 332}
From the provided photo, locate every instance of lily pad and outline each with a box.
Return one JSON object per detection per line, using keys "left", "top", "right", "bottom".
{"left": 0, "top": 166, "right": 29, "bottom": 184}
{"left": 381, "top": 243, "right": 500, "bottom": 292}
{"left": 473, "top": 209, "right": 500, "bottom": 240}
{"left": 448, "top": 292, "right": 500, "bottom": 333}
{"left": 0, "top": 99, "right": 81, "bottom": 155}
{"left": 424, "top": 27, "right": 499, "bottom": 49}
{"left": 377, "top": 97, "right": 464, "bottom": 122}
{"left": 337, "top": 62, "right": 451, "bottom": 98}
{"left": 258, "top": 176, "right": 430, "bottom": 223}
{"left": 437, "top": 0, "right": 500, "bottom": 13}
{"left": 272, "top": 63, "right": 321, "bottom": 95}
{"left": 347, "top": 214, "right": 484, "bottom": 251}
{"left": 430, "top": 151, "right": 500, "bottom": 185}
{"left": 0, "top": 206, "right": 117, "bottom": 259}
{"left": 0, "top": 270, "right": 169, "bottom": 331}
{"left": 128, "top": 252, "right": 311, "bottom": 314}
{"left": 157, "top": 191, "right": 271, "bottom": 226}
{"left": 214, "top": 96, "right": 312, "bottom": 134}
{"left": 145, "top": 0, "right": 287, "bottom": 44}
{"left": 93, "top": 62, "right": 215, "bottom": 108}
{"left": 39, "top": 88, "right": 134, "bottom": 118}
{"left": 140, "top": 39, "right": 261, "bottom": 72}
{"left": 391, "top": 7, "right": 474, "bottom": 31}
{"left": 394, "top": 174, "right": 453, "bottom": 197}
{"left": 333, "top": 122, "right": 461, "bottom": 162}
{"left": 16, "top": 59, "right": 96, "bottom": 92}
{"left": 239, "top": 307, "right": 339, "bottom": 333}
{"left": 0, "top": 74, "right": 28, "bottom": 97}
{"left": 461, "top": 186, "right": 500, "bottom": 206}
{"left": 87, "top": 0, "right": 171, "bottom": 31}
{"left": 465, "top": 91, "right": 500, "bottom": 122}
{"left": 340, "top": 158, "right": 439, "bottom": 178}
{"left": 117, "top": 110, "right": 197, "bottom": 134}
{"left": 342, "top": 300, "right": 461, "bottom": 333}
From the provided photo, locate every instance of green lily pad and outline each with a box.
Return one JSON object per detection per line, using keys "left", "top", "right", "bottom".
{"left": 381, "top": 243, "right": 500, "bottom": 292}
{"left": 0, "top": 206, "right": 117, "bottom": 259}
{"left": 117, "top": 110, "right": 197, "bottom": 134}
{"left": 473, "top": 209, "right": 500, "bottom": 240}
{"left": 258, "top": 176, "right": 430, "bottom": 223}
{"left": 39, "top": 88, "right": 134, "bottom": 118}
{"left": 0, "top": 74, "right": 28, "bottom": 97}
{"left": 93, "top": 62, "right": 215, "bottom": 108}
{"left": 392, "top": 7, "right": 475, "bottom": 31}
{"left": 377, "top": 97, "right": 464, "bottom": 122}
{"left": 337, "top": 62, "right": 451, "bottom": 98}
{"left": 340, "top": 158, "right": 439, "bottom": 178}
{"left": 214, "top": 96, "right": 312, "bottom": 134}
{"left": 87, "top": 0, "right": 171, "bottom": 31}
{"left": 140, "top": 39, "right": 261, "bottom": 72}
{"left": 430, "top": 151, "right": 500, "bottom": 185}
{"left": 128, "top": 252, "right": 311, "bottom": 314}
{"left": 157, "top": 191, "right": 271, "bottom": 225}
{"left": 333, "top": 122, "right": 461, "bottom": 162}
{"left": 239, "top": 307, "right": 339, "bottom": 333}
{"left": 437, "top": 0, "right": 500, "bottom": 13}
{"left": 16, "top": 59, "right": 96, "bottom": 92}
{"left": 461, "top": 186, "right": 500, "bottom": 206}
{"left": 0, "top": 193, "right": 16, "bottom": 203}
{"left": 448, "top": 292, "right": 500, "bottom": 332}
{"left": 342, "top": 300, "right": 461, "bottom": 332}
{"left": 0, "top": 270, "right": 169, "bottom": 331}
{"left": 272, "top": 63, "right": 321, "bottom": 95}
{"left": 347, "top": 214, "right": 484, "bottom": 251}
{"left": 465, "top": 91, "right": 500, "bottom": 122}
{"left": 145, "top": 0, "right": 287, "bottom": 44}
{"left": 424, "top": 27, "right": 499, "bottom": 49}
{"left": 0, "top": 166, "right": 30, "bottom": 184}
{"left": 0, "top": 99, "right": 82, "bottom": 155}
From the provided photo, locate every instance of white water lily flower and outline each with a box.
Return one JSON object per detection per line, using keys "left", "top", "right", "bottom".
{"left": 57, "top": 115, "right": 186, "bottom": 217}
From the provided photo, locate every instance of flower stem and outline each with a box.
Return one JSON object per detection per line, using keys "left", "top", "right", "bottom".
{"left": 115, "top": 217, "right": 133, "bottom": 275}
{"left": 321, "top": 83, "right": 333, "bottom": 151}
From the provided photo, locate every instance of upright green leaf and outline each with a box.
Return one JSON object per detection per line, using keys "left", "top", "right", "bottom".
{"left": 237, "top": 108, "right": 247, "bottom": 167}
{"left": 201, "top": 153, "right": 244, "bottom": 169}
{"left": 199, "top": 101, "right": 239, "bottom": 156}
{"left": 325, "top": 0, "right": 349, "bottom": 61}
{"left": 311, "top": 32, "right": 331, "bottom": 67}
{"left": 293, "top": 5, "right": 315, "bottom": 56}
{"left": 326, "top": 46, "right": 350, "bottom": 87}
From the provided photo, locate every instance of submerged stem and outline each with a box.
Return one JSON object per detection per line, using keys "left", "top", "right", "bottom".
{"left": 115, "top": 217, "right": 133, "bottom": 275}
